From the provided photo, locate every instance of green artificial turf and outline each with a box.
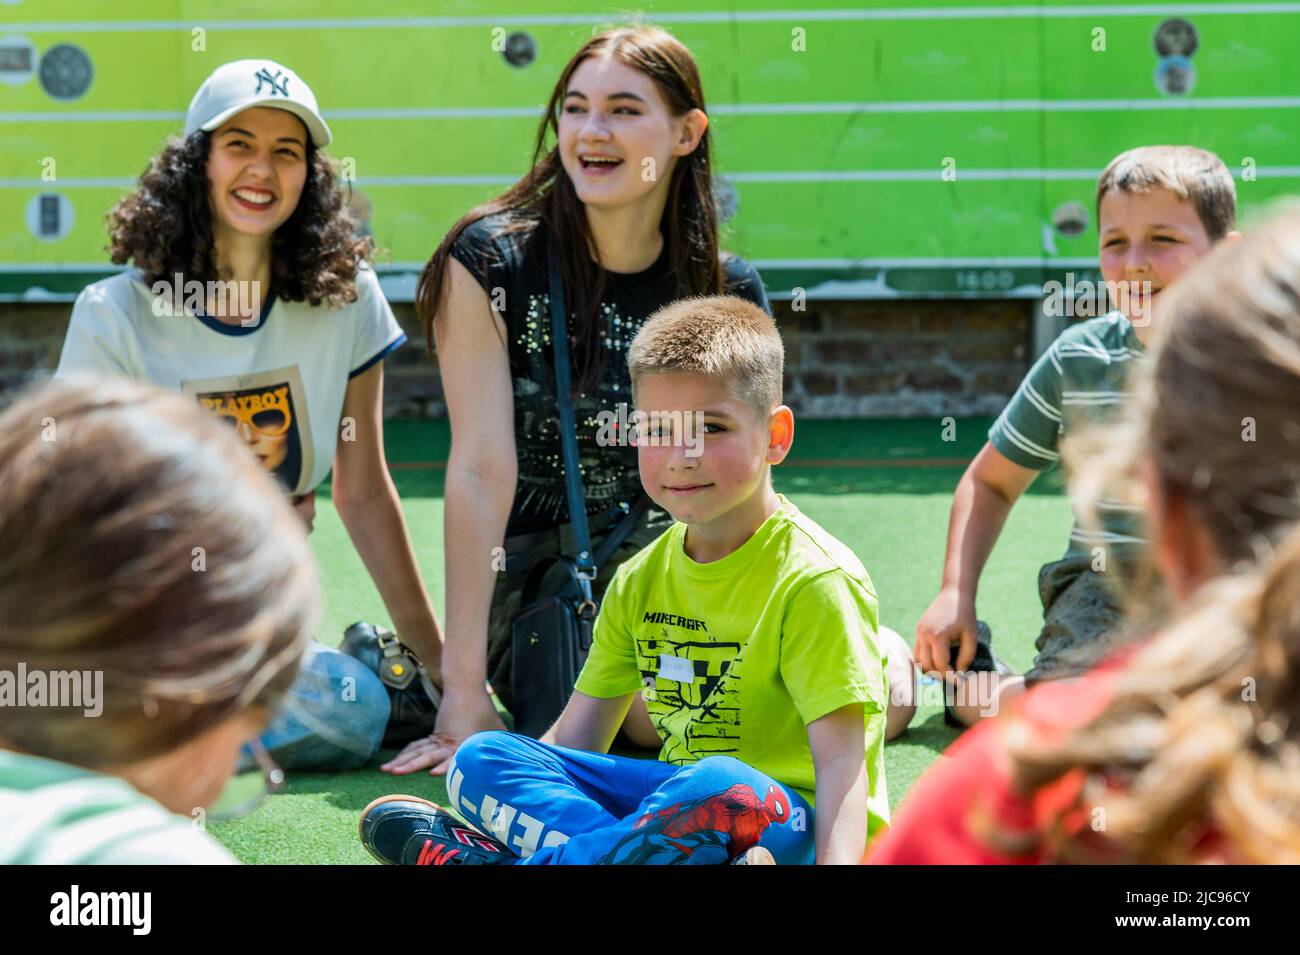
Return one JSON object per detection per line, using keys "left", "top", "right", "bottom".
{"left": 210, "top": 418, "right": 1070, "bottom": 864}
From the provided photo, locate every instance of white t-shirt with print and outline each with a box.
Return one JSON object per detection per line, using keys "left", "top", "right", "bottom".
{"left": 56, "top": 263, "right": 406, "bottom": 495}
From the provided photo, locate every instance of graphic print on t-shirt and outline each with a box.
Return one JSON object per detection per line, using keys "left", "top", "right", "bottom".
{"left": 182, "top": 365, "right": 314, "bottom": 496}
{"left": 635, "top": 622, "right": 742, "bottom": 764}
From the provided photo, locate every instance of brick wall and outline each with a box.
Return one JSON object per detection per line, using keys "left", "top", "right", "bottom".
{"left": 1, "top": 298, "right": 1033, "bottom": 419}
{"left": 777, "top": 298, "right": 1032, "bottom": 418}
{"left": 383, "top": 304, "right": 444, "bottom": 417}
{"left": 0, "top": 303, "right": 66, "bottom": 396}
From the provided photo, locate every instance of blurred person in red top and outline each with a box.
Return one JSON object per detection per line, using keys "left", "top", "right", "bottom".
{"left": 869, "top": 203, "right": 1300, "bottom": 865}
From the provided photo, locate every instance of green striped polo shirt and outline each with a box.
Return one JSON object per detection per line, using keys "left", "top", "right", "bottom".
{"left": 988, "top": 311, "right": 1148, "bottom": 563}
{"left": 0, "top": 749, "right": 238, "bottom": 864}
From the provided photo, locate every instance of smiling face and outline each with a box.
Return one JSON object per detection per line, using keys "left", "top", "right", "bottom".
{"left": 557, "top": 54, "right": 706, "bottom": 211}
{"left": 634, "top": 370, "right": 792, "bottom": 534}
{"left": 205, "top": 106, "right": 309, "bottom": 243}
{"left": 1098, "top": 185, "right": 1215, "bottom": 328}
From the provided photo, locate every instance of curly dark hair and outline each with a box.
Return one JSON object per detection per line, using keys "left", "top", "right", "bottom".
{"left": 107, "top": 130, "right": 373, "bottom": 308}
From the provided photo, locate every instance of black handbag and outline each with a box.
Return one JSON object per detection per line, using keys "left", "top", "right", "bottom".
{"left": 508, "top": 238, "right": 648, "bottom": 738}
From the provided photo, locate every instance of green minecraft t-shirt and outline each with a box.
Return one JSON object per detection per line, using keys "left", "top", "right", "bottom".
{"left": 575, "top": 494, "right": 890, "bottom": 842}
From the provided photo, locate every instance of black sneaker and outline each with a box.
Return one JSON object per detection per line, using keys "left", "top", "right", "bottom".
{"left": 340, "top": 622, "right": 441, "bottom": 747}
{"left": 359, "top": 795, "right": 513, "bottom": 866}
{"left": 943, "top": 621, "right": 1014, "bottom": 728}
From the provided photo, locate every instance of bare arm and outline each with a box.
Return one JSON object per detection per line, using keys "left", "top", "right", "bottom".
{"left": 914, "top": 442, "right": 1039, "bottom": 673}
{"left": 940, "top": 441, "right": 1039, "bottom": 598}
{"left": 381, "top": 256, "right": 516, "bottom": 775}
{"left": 808, "top": 703, "right": 868, "bottom": 865}
{"left": 541, "top": 690, "right": 634, "bottom": 753}
{"left": 332, "top": 362, "right": 445, "bottom": 673}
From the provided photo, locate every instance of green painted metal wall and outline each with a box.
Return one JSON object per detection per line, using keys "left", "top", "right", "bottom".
{"left": 3, "top": 1, "right": 1297, "bottom": 300}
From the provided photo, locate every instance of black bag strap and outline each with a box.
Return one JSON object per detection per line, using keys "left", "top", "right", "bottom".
{"left": 516, "top": 496, "right": 651, "bottom": 605}
{"left": 546, "top": 236, "right": 595, "bottom": 579}
{"left": 592, "top": 495, "right": 651, "bottom": 568}
{"left": 546, "top": 235, "right": 651, "bottom": 581}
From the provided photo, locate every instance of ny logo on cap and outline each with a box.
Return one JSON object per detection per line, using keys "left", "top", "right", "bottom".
{"left": 253, "top": 67, "right": 290, "bottom": 97}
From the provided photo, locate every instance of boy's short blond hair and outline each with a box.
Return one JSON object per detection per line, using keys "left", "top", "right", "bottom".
{"left": 1096, "top": 145, "right": 1237, "bottom": 241}
{"left": 628, "top": 295, "right": 783, "bottom": 419}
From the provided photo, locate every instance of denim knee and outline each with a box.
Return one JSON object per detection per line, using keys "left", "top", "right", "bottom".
{"left": 264, "top": 643, "right": 391, "bottom": 767}
{"left": 332, "top": 650, "right": 392, "bottom": 754}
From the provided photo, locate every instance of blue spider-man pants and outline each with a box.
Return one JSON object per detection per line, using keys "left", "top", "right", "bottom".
{"left": 444, "top": 731, "right": 815, "bottom": 865}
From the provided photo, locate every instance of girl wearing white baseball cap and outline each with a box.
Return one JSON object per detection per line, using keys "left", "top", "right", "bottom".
{"left": 56, "top": 59, "right": 446, "bottom": 772}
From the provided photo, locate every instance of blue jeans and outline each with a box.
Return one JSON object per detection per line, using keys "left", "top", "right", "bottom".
{"left": 256, "top": 642, "right": 391, "bottom": 770}
{"left": 445, "top": 732, "right": 815, "bottom": 865}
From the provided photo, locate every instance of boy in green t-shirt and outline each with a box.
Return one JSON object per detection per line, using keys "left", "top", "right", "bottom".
{"left": 361, "top": 295, "right": 889, "bottom": 865}
{"left": 913, "top": 145, "right": 1240, "bottom": 726}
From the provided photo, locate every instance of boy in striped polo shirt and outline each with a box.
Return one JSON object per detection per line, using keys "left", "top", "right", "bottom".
{"left": 913, "top": 146, "right": 1239, "bottom": 725}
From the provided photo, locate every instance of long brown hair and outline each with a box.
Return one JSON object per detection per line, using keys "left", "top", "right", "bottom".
{"left": 994, "top": 203, "right": 1300, "bottom": 863}
{"left": 0, "top": 376, "right": 319, "bottom": 769}
{"left": 417, "top": 24, "right": 725, "bottom": 393}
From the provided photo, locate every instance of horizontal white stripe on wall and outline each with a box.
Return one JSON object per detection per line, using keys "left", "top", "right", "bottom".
{"left": 8, "top": 97, "right": 1300, "bottom": 124}
{"left": 8, "top": 4, "right": 1300, "bottom": 32}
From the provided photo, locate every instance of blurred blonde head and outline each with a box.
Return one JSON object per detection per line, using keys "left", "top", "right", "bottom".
{"left": 0, "top": 376, "right": 319, "bottom": 772}
{"left": 994, "top": 203, "right": 1300, "bottom": 863}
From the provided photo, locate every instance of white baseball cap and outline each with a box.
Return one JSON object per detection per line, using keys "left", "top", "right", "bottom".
{"left": 184, "top": 59, "right": 332, "bottom": 147}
